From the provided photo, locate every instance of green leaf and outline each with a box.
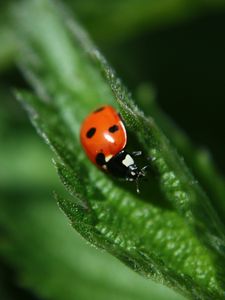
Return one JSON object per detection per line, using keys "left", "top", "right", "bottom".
{"left": 136, "top": 83, "right": 225, "bottom": 226}
{"left": 11, "top": 0, "right": 225, "bottom": 299}
{"left": 0, "top": 187, "right": 184, "bottom": 300}
{"left": 0, "top": 93, "right": 184, "bottom": 300}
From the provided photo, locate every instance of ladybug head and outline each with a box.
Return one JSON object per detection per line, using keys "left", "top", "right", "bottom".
{"left": 119, "top": 152, "right": 147, "bottom": 193}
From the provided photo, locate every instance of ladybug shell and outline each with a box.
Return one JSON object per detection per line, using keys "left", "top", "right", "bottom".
{"left": 80, "top": 106, "right": 127, "bottom": 166}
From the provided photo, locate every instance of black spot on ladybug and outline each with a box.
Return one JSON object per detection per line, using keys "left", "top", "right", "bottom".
{"left": 94, "top": 106, "right": 105, "bottom": 113}
{"left": 96, "top": 153, "right": 106, "bottom": 166}
{"left": 109, "top": 125, "right": 119, "bottom": 133}
{"left": 86, "top": 127, "right": 96, "bottom": 138}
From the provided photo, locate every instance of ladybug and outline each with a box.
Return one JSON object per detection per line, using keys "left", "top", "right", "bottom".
{"left": 80, "top": 105, "right": 147, "bottom": 192}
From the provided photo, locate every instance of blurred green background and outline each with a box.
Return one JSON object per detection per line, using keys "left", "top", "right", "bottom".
{"left": 1, "top": 1, "right": 225, "bottom": 299}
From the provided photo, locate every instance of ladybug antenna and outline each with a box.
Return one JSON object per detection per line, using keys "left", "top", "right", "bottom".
{"left": 136, "top": 165, "right": 148, "bottom": 194}
{"left": 135, "top": 176, "right": 140, "bottom": 194}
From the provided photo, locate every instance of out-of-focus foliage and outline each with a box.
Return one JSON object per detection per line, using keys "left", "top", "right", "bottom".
{"left": 0, "top": 0, "right": 225, "bottom": 299}
{"left": 0, "top": 3, "right": 18, "bottom": 70}
{"left": 67, "top": 0, "right": 225, "bottom": 42}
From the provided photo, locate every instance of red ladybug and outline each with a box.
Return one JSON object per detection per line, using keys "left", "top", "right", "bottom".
{"left": 80, "top": 105, "right": 147, "bottom": 192}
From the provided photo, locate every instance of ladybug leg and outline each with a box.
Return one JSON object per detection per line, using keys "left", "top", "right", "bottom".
{"left": 132, "top": 151, "right": 142, "bottom": 157}
{"left": 141, "top": 165, "right": 148, "bottom": 177}
{"left": 125, "top": 177, "right": 134, "bottom": 182}
{"left": 126, "top": 177, "right": 134, "bottom": 181}
{"left": 141, "top": 165, "right": 148, "bottom": 173}
{"left": 141, "top": 165, "right": 149, "bottom": 182}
